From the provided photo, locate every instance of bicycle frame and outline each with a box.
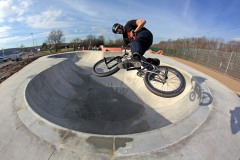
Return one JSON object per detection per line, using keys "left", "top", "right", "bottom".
{"left": 102, "top": 46, "right": 169, "bottom": 83}
{"left": 103, "top": 51, "right": 130, "bottom": 70}
{"left": 103, "top": 56, "right": 119, "bottom": 70}
{"left": 93, "top": 48, "right": 186, "bottom": 97}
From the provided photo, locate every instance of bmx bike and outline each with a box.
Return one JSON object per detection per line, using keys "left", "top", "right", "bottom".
{"left": 92, "top": 49, "right": 186, "bottom": 98}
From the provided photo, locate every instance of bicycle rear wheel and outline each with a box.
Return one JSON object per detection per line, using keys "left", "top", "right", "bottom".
{"left": 92, "top": 57, "right": 120, "bottom": 77}
{"left": 144, "top": 66, "right": 186, "bottom": 97}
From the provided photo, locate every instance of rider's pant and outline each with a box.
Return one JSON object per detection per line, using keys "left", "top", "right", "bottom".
{"left": 130, "top": 29, "right": 153, "bottom": 56}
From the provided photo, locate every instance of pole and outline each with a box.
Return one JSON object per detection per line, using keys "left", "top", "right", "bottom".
{"left": 35, "top": 39, "right": 38, "bottom": 46}
{"left": 31, "top": 33, "right": 35, "bottom": 53}
{"left": 31, "top": 33, "right": 34, "bottom": 47}
{"left": 89, "top": 29, "right": 92, "bottom": 49}
{"left": 225, "top": 51, "right": 234, "bottom": 75}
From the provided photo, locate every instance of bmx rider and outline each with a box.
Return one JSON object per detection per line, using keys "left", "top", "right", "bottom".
{"left": 112, "top": 19, "right": 154, "bottom": 69}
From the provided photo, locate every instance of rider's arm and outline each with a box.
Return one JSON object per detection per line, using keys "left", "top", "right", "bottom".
{"left": 134, "top": 19, "right": 146, "bottom": 33}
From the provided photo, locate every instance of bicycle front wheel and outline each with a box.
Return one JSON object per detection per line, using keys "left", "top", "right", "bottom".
{"left": 92, "top": 57, "right": 120, "bottom": 77}
{"left": 144, "top": 66, "right": 186, "bottom": 98}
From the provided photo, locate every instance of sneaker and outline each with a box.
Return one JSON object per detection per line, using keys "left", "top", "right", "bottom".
{"left": 146, "top": 58, "right": 160, "bottom": 66}
{"left": 118, "top": 59, "right": 141, "bottom": 69}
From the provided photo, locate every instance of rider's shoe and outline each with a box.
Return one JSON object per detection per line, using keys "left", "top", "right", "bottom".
{"left": 146, "top": 58, "right": 160, "bottom": 66}
{"left": 118, "top": 58, "right": 142, "bottom": 70}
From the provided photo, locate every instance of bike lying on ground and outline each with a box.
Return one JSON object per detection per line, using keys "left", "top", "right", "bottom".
{"left": 92, "top": 49, "right": 186, "bottom": 98}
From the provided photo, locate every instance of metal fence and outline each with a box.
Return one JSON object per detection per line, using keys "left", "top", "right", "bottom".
{"left": 161, "top": 48, "right": 240, "bottom": 81}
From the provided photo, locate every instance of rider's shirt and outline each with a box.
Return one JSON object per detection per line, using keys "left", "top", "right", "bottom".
{"left": 123, "top": 20, "right": 147, "bottom": 45}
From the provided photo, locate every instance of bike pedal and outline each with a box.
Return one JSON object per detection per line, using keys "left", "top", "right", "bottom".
{"left": 147, "top": 58, "right": 160, "bottom": 66}
{"left": 137, "top": 71, "right": 145, "bottom": 77}
{"left": 125, "top": 61, "right": 141, "bottom": 70}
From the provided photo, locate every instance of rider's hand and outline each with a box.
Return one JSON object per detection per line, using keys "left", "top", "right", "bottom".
{"left": 131, "top": 30, "right": 136, "bottom": 40}
{"left": 127, "top": 31, "right": 136, "bottom": 40}
{"left": 131, "top": 30, "right": 136, "bottom": 37}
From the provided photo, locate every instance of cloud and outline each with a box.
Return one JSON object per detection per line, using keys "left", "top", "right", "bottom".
{"left": 0, "top": 26, "right": 11, "bottom": 38}
{"left": 0, "top": 35, "right": 29, "bottom": 47}
{"left": 0, "top": 0, "right": 32, "bottom": 22}
{"left": 18, "top": 9, "right": 72, "bottom": 29}
{"left": 0, "top": 0, "right": 14, "bottom": 22}
{"left": 16, "top": 0, "right": 33, "bottom": 16}
{"left": 91, "top": 26, "right": 108, "bottom": 36}
{"left": 60, "top": 0, "right": 97, "bottom": 16}
{"left": 0, "top": 31, "right": 49, "bottom": 47}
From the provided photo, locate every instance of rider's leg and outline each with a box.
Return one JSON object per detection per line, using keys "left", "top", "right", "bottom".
{"left": 135, "top": 30, "right": 153, "bottom": 54}
{"left": 118, "top": 30, "right": 153, "bottom": 69}
{"left": 130, "top": 41, "right": 143, "bottom": 61}
{"left": 117, "top": 40, "right": 142, "bottom": 69}
{"left": 130, "top": 40, "right": 144, "bottom": 55}
{"left": 117, "top": 43, "right": 141, "bottom": 69}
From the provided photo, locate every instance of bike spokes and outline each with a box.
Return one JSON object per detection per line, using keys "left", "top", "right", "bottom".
{"left": 144, "top": 66, "right": 186, "bottom": 97}
{"left": 150, "top": 72, "right": 181, "bottom": 91}
{"left": 92, "top": 57, "right": 120, "bottom": 77}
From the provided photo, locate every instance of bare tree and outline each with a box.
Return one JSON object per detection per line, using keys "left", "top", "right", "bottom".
{"left": 48, "top": 30, "right": 65, "bottom": 52}
{"left": 72, "top": 38, "right": 82, "bottom": 43}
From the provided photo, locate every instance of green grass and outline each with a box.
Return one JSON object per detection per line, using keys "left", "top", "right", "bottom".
{"left": 34, "top": 48, "right": 74, "bottom": 57}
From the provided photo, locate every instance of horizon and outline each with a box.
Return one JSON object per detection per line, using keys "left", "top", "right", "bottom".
{"left": 1, "top": 0, "right": 240, "bottom": 49}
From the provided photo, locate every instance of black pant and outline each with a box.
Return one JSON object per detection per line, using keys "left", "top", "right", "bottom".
{"left": 130, "top": 29, "right": 153, "bottom": 56}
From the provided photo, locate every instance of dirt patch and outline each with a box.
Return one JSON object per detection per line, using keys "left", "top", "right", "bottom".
{"left": 0, "top": 57, "right": 39, "bottom": 84}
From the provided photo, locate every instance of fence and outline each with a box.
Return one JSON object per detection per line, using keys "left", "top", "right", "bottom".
{"left": 160, "top": 48, "right": 240, "bottom": 81}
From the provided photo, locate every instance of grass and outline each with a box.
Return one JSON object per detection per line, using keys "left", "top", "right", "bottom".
{"left": 34, "top": 48, "right": 75, "bottom": 57}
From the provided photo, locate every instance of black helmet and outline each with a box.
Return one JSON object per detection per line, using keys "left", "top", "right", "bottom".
{"left": 112, "top": 23, "right": 123, "bottom": 33}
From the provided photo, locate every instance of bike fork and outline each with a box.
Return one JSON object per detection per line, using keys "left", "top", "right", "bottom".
{"left": 104, "top": 57, "right": 119, "bottom": 69}
{"left": 161, "top": 68, "right": 168, "bottom": 84}
{"left": 164, "top": 68, "right": 168, "bottom": 79}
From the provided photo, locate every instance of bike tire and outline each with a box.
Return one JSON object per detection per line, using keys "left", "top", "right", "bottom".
{"left": 144, "top": 66, "right": 186, "bottom": 98}
{"left": 92, "top": 57, "right": 120, "bottom": 77}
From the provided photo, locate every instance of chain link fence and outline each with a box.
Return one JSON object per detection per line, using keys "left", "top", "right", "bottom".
{"left": 158, "top": 48, "right": 240, "bottom": 81}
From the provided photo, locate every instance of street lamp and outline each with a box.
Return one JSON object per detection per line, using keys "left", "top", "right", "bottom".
{"left": 35, "top": 39, "right": 38, "bottom": 46}
{"left": 31, "top": 33, "right": 35, "bottom": 47}
{"left": 89, "top": 29, "right": 92, "bottom": 49}
{"left": 31, "top": 33, "right": 35, "bottom": 53}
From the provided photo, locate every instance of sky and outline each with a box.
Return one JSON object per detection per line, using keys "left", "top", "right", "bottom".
{"left": 0, "top": 0, "right": 240, "bottom": 49}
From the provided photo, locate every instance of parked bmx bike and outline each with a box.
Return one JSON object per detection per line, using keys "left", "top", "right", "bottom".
{"left": 92, "top": 49, "right": 186, "bottom": 98}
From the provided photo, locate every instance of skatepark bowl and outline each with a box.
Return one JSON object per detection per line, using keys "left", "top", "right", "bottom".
{"left": 20, "top": 51, "right": 212, "bottom": 154}
{"left": 26, "top": 53, "right": 200, "bottom": 135}
{"left": 6, "top": 50, "right": 240, "bottom": 160}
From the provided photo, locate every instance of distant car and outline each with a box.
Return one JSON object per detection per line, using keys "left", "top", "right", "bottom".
{"left": 0, "top": 56, "right": 8, "bottom": 62}
{"left": 10, "top": 53, "right": 22, "bottom": 61}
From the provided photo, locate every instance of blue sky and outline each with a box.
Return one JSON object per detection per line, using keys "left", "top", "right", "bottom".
{"left": 0, "top": 0, "right": 240, "bottom": 49}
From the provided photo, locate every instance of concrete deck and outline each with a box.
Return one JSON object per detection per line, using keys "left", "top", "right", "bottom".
{"left": 0, "top": 51, "right": 239, "bottom": 160}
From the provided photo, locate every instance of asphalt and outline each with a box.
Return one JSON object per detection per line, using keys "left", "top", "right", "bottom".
{"left": 0, "top": 51, "right": 239, "bottom": 160}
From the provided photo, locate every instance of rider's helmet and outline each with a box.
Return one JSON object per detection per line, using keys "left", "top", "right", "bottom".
{"left": 112, "top": 23, "right": 123, "bottom": 34}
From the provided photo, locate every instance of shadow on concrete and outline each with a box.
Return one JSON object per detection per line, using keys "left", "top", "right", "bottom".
{"left": 199, "top": 92, "right": 213, "bottom": 106}
{"left": 230, "top": 107, "right": 240, "bottom": 134}
{"left": 25, "top": 59, "right": 172, "bottom": 135}
{"left": 190, "top": 76, "right": 213, "bottom": 106}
